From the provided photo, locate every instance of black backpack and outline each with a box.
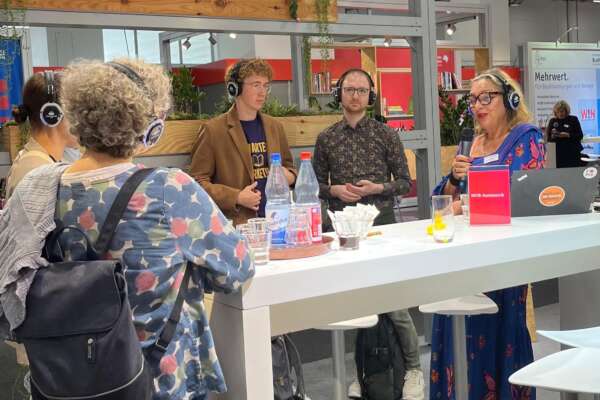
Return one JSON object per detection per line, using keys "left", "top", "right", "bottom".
{"left": 355, "top": 314, "right": 406, "bottom": 400}
{"left": 14, "top": 168, "right": 191, "bottom": 400}
{"left": 272, "top": 335, "right": 306, "bottom": 400}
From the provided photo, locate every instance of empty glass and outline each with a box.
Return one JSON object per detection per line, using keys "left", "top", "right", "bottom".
{"left": 237, "top": 220, "right": 271, "bottom": 265}
{"left": 460, "top": 194, "right": 470, "bottom": 222}
{"left": 431, "top": 195, "right": 455, "bottom": 243}
{"left": 285, "top": 207, "right": 312, "bottom": 247}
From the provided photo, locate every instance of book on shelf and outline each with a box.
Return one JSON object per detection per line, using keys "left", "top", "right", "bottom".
{"left": 438, "top": 72, "right": 462, "bottom": 90}
{"left": 311, "top": 71, "right": 332, "bottom": 94}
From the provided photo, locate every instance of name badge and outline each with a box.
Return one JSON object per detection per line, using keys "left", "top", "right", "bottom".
{"left": 483, "top": 153, "right": 499, "bottom": 164}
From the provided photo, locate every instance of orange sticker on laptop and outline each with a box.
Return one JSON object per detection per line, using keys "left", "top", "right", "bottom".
{"left": 538, "top": 186, "right": 565, "bottom": 207}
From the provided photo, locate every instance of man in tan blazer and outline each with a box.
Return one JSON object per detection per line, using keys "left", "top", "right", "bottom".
{"left": 190, "top": 59, "right": 296, "bottom": 226}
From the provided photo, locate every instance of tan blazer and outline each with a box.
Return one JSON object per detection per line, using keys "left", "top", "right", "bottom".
{"left": 189, "top": 105, "right": 297, "bottom": 226}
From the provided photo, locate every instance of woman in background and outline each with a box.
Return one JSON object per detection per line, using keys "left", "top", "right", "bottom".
{"left": 546, "top": 100, "right": 586, "bottom": 168}
{"left": 6, "top": 71, "right": 77, "bottom": 198}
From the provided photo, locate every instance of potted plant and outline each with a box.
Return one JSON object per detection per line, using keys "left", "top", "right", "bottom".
{"left": 438, "top": 88, "right": 473, "bottom": 175}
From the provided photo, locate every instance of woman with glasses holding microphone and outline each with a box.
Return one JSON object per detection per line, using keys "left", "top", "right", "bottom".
{"left": 429, "top": 69, "right": 545, "bottom": 400}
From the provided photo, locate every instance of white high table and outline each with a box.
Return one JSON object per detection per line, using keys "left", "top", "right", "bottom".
{"left": 208, "top": 214, "right": 600, "bottom": 399}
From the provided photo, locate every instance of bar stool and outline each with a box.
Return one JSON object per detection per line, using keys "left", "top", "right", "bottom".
{"left": 538, "top": 326, "right": 600, "bottom": 348}
{"left": 317, "top": 315, "right": 379, "bottom": 400}
{"left": 419, "top": 294, "right": 498, "bottom": 400}
{"left": 509, "top": 347, "right": 600, "bottom": 400}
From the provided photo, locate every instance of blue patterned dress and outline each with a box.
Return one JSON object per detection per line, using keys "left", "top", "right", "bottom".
{"left": 56, "top": 163, "right": 255, "bottom": 400}
{"left": 429, "top": 123, "right": 546, "bottom": 400}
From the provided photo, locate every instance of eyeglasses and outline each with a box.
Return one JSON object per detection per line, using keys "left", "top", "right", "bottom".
{"left": 342, "top": 87, "right": 371, "bottom": 97}
{"left": 467, "top": 91, "right": 503, "bottom": 106}
{"left": 244, "top": 81, "right": 271, "bottom": 93}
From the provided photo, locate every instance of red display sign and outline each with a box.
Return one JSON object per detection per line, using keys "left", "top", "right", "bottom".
{"left": 468, "top": 165, "right": 511, "bottom": 225}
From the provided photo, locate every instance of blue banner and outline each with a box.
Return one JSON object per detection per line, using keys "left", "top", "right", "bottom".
{"left": 0, "top": 38, "right": 23, "bottom": 125}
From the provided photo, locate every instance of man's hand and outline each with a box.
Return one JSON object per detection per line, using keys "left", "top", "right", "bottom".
{"left": 330, "top": 184, "right": 362, "bottom": 203}
{"left": 237, "top": 182, "right": 261, "bottom": 211}
{"left": 283, "top": 168, "right": 295, "bottom": 186}
{"left": 351, "top": 180, "right": 384, "bottom": 196}
{"left": 559, "top": 131, "right": 571, "bottom": 138}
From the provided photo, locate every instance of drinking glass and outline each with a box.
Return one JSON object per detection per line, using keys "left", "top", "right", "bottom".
{"left": 431, "top": 195, "right": 455, "bottom": 243}
{"left": 332, "top": 214, "right": 361, "bottom": 250}
{"left": 460, "top": 194, "right": 470, "bottom": 222}
{"left": 285, "top": 208, "right": 312, "bottom": 247}
{"left": 244, "top": 231, "right": 271, "bottom": 265}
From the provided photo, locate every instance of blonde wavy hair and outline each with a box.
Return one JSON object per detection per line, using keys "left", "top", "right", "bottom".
{"left": 61, "top": 58, "right": 172, "bottom": 158}
{"left": 553, "top": 100, "right": 571, "bottom": 117}
{"left": 225, "top": 58, "right": 273, "bottom": 83}
{"left": 471, "top": 68, "right": 532, "bottom": 135}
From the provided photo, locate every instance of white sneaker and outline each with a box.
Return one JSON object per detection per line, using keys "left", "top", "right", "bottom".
{"left": 402, "top": 369, "right": 425, "bottom": 400}
{"left": 347, "top": 379, "right": 362, "bottom": 398}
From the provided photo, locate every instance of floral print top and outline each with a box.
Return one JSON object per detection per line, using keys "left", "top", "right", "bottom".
{"left": 56, "top": 163, "right": 254, "bottom": 400}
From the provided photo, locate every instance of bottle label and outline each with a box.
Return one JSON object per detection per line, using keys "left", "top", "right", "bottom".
{"left": 309, "top": 205, "right": 322, "bottom": 243}
{"left": 266, "top": 205, "right": 289, "bottom": 245}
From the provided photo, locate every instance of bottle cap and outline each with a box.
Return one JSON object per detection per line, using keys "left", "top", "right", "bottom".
{"left": 300, "top": 151, "right": 312, "bottom": 161}
{"left": 270, "top": 153, "right": 281, "bottom": 163}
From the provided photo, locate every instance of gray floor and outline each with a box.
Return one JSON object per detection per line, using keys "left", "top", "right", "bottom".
{"left": 304, "top": 303, "right": 562, "bottom": 400}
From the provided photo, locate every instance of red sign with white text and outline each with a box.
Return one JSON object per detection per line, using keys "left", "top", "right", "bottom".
{"left": 468, "top": 165, "right": 511, "bottom": 225}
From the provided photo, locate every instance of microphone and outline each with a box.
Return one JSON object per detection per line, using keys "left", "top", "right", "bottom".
{"left": 457, "top": 128, "right": 474, "bottom": 194}
{"left": 457, "top": 128, "right": 474, "bottom": 157}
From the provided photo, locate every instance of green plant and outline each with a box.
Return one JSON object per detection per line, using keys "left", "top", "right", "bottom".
{"left": 289, "top": 0, "right": 299, "bottom": 20}
{"left": 171, "top": 66, "right": 205, "bottom": 115}
{"left": 439, "top": 88, "right": 473, "bottom": 146}
{"left": 315, "top": 0, "right": 333, "bottom": 66}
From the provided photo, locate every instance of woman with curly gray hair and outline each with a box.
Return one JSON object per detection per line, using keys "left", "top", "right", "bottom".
{"left": 13, "top": 58, "right": 254, "bottom": 399}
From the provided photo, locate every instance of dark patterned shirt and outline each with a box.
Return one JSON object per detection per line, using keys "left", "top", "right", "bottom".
{"left": 313, "top": 116, "right": 411, "bottom": 212}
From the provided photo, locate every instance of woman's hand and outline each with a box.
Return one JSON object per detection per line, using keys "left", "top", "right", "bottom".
{"left": 451, "top": 155, "right": 472, "bottom": 181}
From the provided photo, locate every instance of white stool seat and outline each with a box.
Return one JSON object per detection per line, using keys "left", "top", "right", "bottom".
{"left": 538, "top": 326, "right": 600, "bottom": 348}
{"left": 509, "top": 347, "right": 600, "bottom": 395}
{"left": 317, "top": 315, "right": 379, "bottom": 331}
{"left": 419, "top": 294, "right": 498, "bottom": 316}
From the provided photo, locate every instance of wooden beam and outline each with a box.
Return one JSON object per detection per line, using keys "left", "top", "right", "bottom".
{"left": 13, "top": 0, "right": 337, "bottom": 22}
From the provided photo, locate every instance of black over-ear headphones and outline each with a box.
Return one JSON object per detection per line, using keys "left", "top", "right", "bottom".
{"left": 40, "top": 71, "right": 64, "bottom": 128}
{"left": 106, "top": 62, "right": 165, "bottom": 148}
{"left": 332, "top": 68, "right": 377, "bottom": 107}
{"left": 484, "top": 72, "right": 521, "bottom": 111}
{"left": 226, "top": 61, "right": 245, "bottom": 98}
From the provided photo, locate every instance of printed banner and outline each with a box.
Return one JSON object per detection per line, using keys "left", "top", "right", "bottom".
{"left": 0, "top": 38, "right": 23, "bottom": 125}
{"left": 531, "top": 49, "right": 600, "bottom": 154}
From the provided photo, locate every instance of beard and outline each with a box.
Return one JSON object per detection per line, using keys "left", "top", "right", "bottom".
{"left": 342, "top": 102, "right": 367, "bottom": 116}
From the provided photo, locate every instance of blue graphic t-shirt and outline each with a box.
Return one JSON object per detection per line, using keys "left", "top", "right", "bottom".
{"left": 240, "top": 117, "right": 269, "bottom": 216}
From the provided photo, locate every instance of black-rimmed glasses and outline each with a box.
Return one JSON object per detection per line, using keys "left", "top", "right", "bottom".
{"left": 467, "top": 91, "right": 503, "bottom": 106}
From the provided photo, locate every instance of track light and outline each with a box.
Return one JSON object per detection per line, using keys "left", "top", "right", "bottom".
{"left": 446, "top": 24, "right": 456, "bottom": 36}
{"left": 182, "top": 37, "right": 191, "bottom": 50}
{"left": 208, "top": 33, "right": 217, "bottom": 46}
{"left": 383, "top": 37, "right": 392, "bottom": 47}
{"left": 555, "top": 26, "right": 578, "bottom": 46}
{"left": 229, "top": 32, "right": 237, "bottom": 39}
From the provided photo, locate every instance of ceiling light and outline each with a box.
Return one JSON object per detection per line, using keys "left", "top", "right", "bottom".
{"left": 229, "top": 32, "right": 237, "bottom": 39}
{"left": 208, "top": 33, "right": 217, "bottom": 45}
{"left": 446, "top": 24, "right": 456, "bottom": 36}
{"left": 383, "top": 37, "right": 392, "bottom": 47}
{"left": 182, "top": 37, "right": 191, "bottom": 50}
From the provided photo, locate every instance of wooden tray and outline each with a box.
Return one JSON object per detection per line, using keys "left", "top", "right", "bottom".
{"left": 270, "top": 236, "right": 334, "bottom": 260}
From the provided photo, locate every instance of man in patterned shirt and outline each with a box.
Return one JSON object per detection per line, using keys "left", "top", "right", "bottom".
{"left": 313, "top": 68, "right": 424, "bottom": 400}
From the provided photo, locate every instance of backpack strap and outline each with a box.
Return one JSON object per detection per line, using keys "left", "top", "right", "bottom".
{"left": 145, "top": 262, "right": 192, "bottom": 362}
{"left": 283, "top": 334, "right": 306, "bottom": 399}
{"left": 94, "top": 167, "right": 155, "bottom": 255}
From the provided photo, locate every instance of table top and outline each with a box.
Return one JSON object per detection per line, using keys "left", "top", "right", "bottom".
{"left": 218, "top": 214, "right": 600, "bottom": 313}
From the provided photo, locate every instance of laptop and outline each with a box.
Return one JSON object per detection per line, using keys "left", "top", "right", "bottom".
{"left": 511, "top": 166, "right": 598, "bottom": 217}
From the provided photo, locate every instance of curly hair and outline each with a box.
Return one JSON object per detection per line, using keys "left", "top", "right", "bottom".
{"left": 60, "top": 58, "right": 172, "bottom": 158}
{"left": 225, "top": 58, "right": 273, "bottom": 84}
{"left": 552, "top": 100, "right": 571, "bottom": 117}
{"left": 472, "top": 69, "right": 532, "bottom": 135}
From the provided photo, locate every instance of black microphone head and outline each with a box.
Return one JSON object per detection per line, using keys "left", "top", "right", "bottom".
{"left": 460, "top": 128, "right": 474, "bottom": 142}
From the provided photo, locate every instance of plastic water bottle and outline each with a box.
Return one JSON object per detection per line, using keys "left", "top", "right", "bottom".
{"left": 294, "top": 151, "right": 322, "bottom": 243}
{"left": 265, "top": 153, "right": 291, "bottom": 246}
